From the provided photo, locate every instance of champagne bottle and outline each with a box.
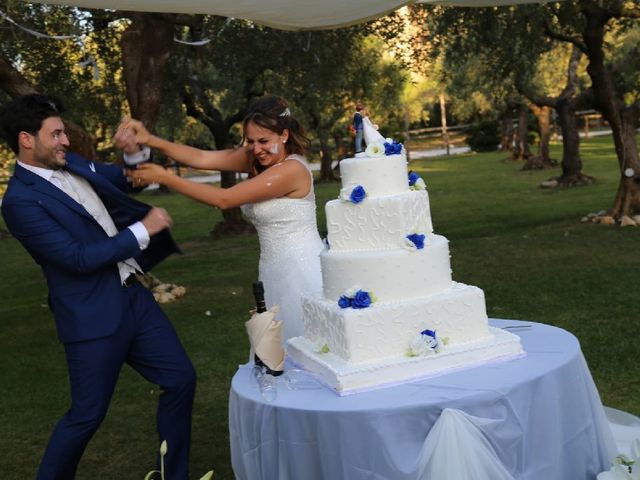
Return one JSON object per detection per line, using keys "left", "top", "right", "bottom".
{"left": 252, "top": 281, "right": 283, "bottom": 376}
{"left": 253, "top": 281, "right": 268, "bottom": 314}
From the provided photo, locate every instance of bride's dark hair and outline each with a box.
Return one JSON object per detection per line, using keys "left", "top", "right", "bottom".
{"left": 242, "top": 96, "right": 310, "bottom": 174}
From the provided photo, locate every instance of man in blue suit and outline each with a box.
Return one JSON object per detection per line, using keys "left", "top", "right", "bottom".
{"left": 0, "top": 94, "right": 196, "bottom": 479}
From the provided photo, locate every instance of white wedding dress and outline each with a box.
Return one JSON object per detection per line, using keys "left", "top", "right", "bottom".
{"left": 241, "top": 155, "right": 324, "bottom": 343}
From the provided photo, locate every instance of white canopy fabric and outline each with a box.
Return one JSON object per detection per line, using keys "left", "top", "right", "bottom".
{"left": 29, "top": 0, "right": 557, "bottom": 30}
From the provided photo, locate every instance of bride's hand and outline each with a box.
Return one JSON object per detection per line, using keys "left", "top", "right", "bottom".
{"left": 127, "top": 163, "right": 172, "bottom": 186}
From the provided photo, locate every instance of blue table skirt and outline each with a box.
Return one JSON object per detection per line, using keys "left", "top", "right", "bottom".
{"left": 229, "top": 320, "right": 617, "bottom": 480}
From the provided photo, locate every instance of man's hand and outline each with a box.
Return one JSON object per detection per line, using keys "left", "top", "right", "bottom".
{"left": 141, "top": 207, "right": 173, "bottom": 236}
{"left": 114, "top": 122, "right": 140, "bottom": 155}
{"left": 115, "top": 116, "right": 153, "bottom": 149}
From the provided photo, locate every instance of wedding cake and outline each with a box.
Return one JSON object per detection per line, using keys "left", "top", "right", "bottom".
{"left": 287, "top": 120, "right": 524, "bottom": 394}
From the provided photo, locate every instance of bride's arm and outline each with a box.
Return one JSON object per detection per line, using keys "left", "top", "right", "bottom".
{"left": 149, "top": 135, "right": 251, "bottom": 172}
{"left": 128, "top": 159, "right": 311, "bottom": 210}
{"left": 116, "top": 118, "right": 252, "bottom": 173}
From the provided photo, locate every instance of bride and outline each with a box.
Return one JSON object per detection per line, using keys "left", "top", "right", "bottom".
{"left": 117, "top": 96, "right": 324, "bottom": 343}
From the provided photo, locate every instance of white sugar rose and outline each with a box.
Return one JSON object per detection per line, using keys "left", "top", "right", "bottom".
{"left": 365, "top": 142, "right": 385, "bottom": 157}
{"left": 414, "top": 177, "right": 426, "bottom": 190}
{"left": 403, "top": 237, "right": 418, "bottom": 251}
{"left": 408, "top": 334, "right": 435, "bottom": 357}
{"left": 344, "top": 285, "right": 362, "bottom": 298}
{"left": 339, "top": 185, "right": 354, "bottom": 202}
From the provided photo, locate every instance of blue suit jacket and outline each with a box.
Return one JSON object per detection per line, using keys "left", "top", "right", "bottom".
{"left": 1, "top": 153, "right": 180, "bottom": 343}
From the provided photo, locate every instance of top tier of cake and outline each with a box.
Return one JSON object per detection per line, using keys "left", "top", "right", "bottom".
{"left": 339, "top": 153, "right": 408, "bottom": 198}
{"left": 327, "top": 149, "right": 433, "bottom": 253}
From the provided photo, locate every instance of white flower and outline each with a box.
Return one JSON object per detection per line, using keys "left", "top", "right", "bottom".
{"left": 410, "top": 178, "right": 426, "bottom": 191}
{"left": 430, "top": 335, "right": 443, "bottom": 353}
{"left": 344, "top": 285, "right": 362, "bottom": 297}
{"left": 403, "top": 237, "right": 418, "bottom": 251}
{"left": 408, "top": 334, "right": 436, "bottom": 357}
{"left": 365, "top": 141, "right": 385, "bottom": 157}
{"left": 339, "top": 185, "right": 357, "bottom": 202}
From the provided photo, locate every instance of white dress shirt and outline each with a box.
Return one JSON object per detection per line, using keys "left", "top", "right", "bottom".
{"left": 18, "top": 159, "right": 150, "bottom": 284}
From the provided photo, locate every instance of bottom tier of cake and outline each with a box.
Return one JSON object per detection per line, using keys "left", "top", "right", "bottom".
{"left": 298, "top": 282, "right": 494, "bottom": 364}
{"left": 287, "top": 327, "right": 524, "bottom": 395}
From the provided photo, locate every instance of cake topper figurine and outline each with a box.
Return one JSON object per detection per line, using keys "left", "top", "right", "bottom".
{"left": 353, "top": 103, "right": 384, "bottom": 157}
{"left": 353, "top": 103, "right": 365, "bottom": 156}
{"left": 362, "top": 114, "right": 386, "bottom": 147}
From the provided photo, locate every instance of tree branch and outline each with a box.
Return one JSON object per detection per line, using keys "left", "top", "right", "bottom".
{"left": 559, "top": 45, "right": 583, "bottom": 100}
{"left": 543, "top": 17, "right": 587, "bottom": 53}
{"left": 0, "top": 55, "right": 38, "bottom": 97}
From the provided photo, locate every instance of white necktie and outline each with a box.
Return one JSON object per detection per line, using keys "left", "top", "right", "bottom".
{"left": 51, "top": 169, "right": 142, "bottom": 283}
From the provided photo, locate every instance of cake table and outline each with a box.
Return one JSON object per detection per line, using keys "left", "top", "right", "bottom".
{"left": 228, "top": 319, "right": 616, "bottom": 480}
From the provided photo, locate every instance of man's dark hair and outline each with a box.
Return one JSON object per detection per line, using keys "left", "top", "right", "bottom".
{"left": 0, "top": 94, "right": 63, "bottom": 154}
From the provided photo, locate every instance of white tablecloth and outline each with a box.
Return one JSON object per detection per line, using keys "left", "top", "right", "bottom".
{"left": 229, "top": 320, "right": 617, "bottom": 479}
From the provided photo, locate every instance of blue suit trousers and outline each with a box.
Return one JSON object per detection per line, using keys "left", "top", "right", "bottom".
{"left": 36, "top": 282, "right": 196, "bottom": 480}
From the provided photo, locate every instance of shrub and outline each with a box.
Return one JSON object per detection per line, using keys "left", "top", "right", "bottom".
{"left": 464, "top": 120, "right": 500, "bottom": 152}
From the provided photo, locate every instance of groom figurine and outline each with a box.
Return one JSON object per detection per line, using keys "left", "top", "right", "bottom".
{"left": 353, "top": 102, "right": 365, "bottom": 155}
{"left": 0, "top": 94, "right": 196, "bottom": 480}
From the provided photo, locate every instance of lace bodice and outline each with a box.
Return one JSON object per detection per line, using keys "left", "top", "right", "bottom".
{"left": 241, "top": 155, "right": 324, "bottom": 342}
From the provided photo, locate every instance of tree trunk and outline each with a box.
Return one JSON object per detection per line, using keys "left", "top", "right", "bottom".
{"left": 511, "top": 103, "right": 531, "bottom": 161}
{"left": 317, "top": 128, "right": 336, "bottom": 183}
{"left": 546, "top": 98, "right": 594, "bottom": 187}
{"left": 499, "top": 103, "right": 516, "bottom": 152}
{"left": 523, "top": 104, "right": 557, "bottom": 170}
{"left": 439, "top": 92, "right": 450, "bottom": 155}
{"left": 334, "top": 133, "right": 347, "bottom": 162}
{"left": 523, "top": 45, "right": 593, "bottom": 188}
{"left": 0, "top": 56, "right": 38, "bottom": 97}
{"left": 582, "top": 4, "right": 640, "bottom": 218}
{"left": 181, "top": 86, "right": 254, "bottom": 237}
{"left": 120, "top": 13, "right": 176, "bottom": 131}
{"left": 609, "top": 110, "right": 640, "bottom": 217}
{"left": 209, "top": 129, "right": 254, "bottom": 238}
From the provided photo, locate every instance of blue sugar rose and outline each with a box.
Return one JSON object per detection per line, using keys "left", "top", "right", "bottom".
{"left": 406, "top": 233, "right": 426, "bottom": 250}
{"left": 351, "top": 290, "right": 372, "bottom": 309}
{"left": 384, "top": 140, "right": 403, "bottom": 155}
{"left": 350, "top": 185, "right": 366, "bottom": 204}
{"left": 338, "top": 296, "right": 352, "bottom": 309}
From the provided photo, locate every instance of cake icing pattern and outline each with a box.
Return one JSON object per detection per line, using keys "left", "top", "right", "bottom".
{"left": 325, "top": 190, "right": 433, "bottom": 251}
{"left": 320, "top": 234, "right": 452, "bottom": 302}
{"left": 287, "top": 121, "right": 523, "bottom": 394}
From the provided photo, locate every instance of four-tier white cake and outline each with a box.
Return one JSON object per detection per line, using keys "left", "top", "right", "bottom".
{"left": 287, "top": 125, "right": 524, "bottom": 394}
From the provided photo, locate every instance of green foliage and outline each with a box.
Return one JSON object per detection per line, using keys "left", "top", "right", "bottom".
{"left": 464, "top": 120, "right": 500, "bottom": 152}
{"left": 0, "top": 3, "right": 128, "bottom": 158}
{"left": 419, "top": 4, "right": 568, "bottom": 124}
{"left": 160, "top": 18, "right": 409, "bottom": 160}
{"left": 607, "top": 20, "right": 640, "bottom": 105}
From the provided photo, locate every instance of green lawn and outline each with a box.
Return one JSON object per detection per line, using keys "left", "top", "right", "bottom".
{"left": 0, "top": 134, "right": 638, "bottom": 479}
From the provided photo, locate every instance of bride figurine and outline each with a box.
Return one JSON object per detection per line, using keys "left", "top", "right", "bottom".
{"left": 118, "top": 96, "right": 324, "bottom": 343}
{"left": 362, "top": 113, "right": 386, "bottom": 150}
